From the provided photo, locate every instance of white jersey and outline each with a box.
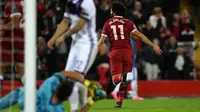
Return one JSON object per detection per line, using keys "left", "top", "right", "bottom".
{"left": 64, "top": 0, "right": 97, "bottom": 44}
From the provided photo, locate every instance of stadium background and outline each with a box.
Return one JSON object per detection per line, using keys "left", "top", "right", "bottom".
{"left": 0, "top": 0, "right": 200, "bottom": 108}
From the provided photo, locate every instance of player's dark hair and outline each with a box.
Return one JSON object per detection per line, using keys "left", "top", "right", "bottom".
{"left": 55, "top": 80, "right": 74, "bottom": 103}
{"left": 111, "top": 0, "right": 127, "bottom": 17}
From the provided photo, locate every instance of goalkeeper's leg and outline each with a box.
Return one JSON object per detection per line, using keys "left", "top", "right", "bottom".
{"left": 0, "top": 88, "right": 21, "bottom": 110}
{"left": 60, "top": 71, "right": 103, "bottom": 97}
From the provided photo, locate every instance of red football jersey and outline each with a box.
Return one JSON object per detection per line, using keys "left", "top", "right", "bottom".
{"left": 3, "top": 0, "right": 24, "bottom": 38}
{"left": 101, "top": 16, "right": 137, "bottom": 50}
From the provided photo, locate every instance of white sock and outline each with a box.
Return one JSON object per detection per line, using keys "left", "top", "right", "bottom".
{"left": 113, "top": 82, "right": 120, "bottom": 94}
{"left": 76, "top": 82, "right": 88, "bottom": 108}
{"left": 69, "top": 83, "right": 79, "bottom": 111}
{"left": 131, "top": 68, "right": 138, "bottom": 98}
{"left": 131, "top": 79, "right": 138, "bottom": 97}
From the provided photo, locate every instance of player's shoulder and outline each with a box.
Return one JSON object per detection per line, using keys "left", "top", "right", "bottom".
{"left": 81, "top": 0, "right": 95, "bottom": 10}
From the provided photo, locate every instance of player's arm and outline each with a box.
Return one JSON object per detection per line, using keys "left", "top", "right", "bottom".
{"left": 131, "top": 30, "right": 154, "bottom": 47}
{"left": 0, "top": 15, "right": 21, "bottom": 31}
{"left": 61, "top": 17, "right": 86, "bottom": 38}
{"left": 79, "top": 103, "right": 91, "bottom": 112}
{"left": 98, "top": 35, "right": 107, "bottom": 50}
{"left": 51, "top": 18, "right": 69, "bottom": 40}
{"left": 131, "top": 30, "right": 162, "bottom": 55}
{"left": 60, "top": 71, "right": 93, "bottom": 88}
{"left": 48, "top": 18, "right": 69, "bottom": 49}
{"left": 54, "top": 17, "right": 87, "bottom": 47}
{"left": 79, "top": 89, "right": 106, "bottom": 112}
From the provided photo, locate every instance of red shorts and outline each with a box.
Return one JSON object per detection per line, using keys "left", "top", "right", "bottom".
{"left": 0, "top": 37, "right": 24, "bottom": 64}
{"left": 109, "top": 49, "right": 133, "bottom": 76}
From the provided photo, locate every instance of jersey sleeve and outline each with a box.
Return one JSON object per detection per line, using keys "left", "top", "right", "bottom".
{"left": 101, "top": 22, "right": 109, "bottom": 37}
{"left": 79, "top": 1, "right": 95, "bottom": 20}
{"left": 128, "top": 21, "right": 137, "bottom": 33}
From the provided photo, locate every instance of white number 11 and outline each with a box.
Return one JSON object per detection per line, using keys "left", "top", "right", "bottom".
{"left": 111, "top": 25, "right": 125, "bottom": 40}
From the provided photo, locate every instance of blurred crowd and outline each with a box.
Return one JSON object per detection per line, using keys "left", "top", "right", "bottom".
{"left": 0, "top": 0, "right": 199, "bottom": 81}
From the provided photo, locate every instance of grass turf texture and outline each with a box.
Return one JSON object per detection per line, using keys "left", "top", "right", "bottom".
{"left": 1, "top": 98, "right": 200, "bottom": 112}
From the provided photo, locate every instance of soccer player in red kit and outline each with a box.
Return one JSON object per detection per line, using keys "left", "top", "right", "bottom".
{"left": 0, "top": 0, "right": 24, "bottom": 80}
{"left": 98, "top": 1, "right": 162, "bottom": 108}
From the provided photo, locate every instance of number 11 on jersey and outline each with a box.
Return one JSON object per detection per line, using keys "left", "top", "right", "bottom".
{"left": 111, "top": 25, "right": 125, "bottom": 40}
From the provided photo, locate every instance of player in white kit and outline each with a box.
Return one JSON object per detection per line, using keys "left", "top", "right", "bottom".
{"left": 48, "top": 0, "right": 97, "bottom": 111}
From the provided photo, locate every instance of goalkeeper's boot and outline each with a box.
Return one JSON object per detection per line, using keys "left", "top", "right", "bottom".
{"left": 114, "top": 102, "right": 122, "bottom": 108}
{"left": 121, "top": 72, "right": 128, "bottom": 88}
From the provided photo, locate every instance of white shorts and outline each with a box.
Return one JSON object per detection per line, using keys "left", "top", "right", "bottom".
{"left": 65, "top": 41, "right": 97, "bottom": 75}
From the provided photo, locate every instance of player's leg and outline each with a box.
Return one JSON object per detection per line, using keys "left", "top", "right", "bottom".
{"left": 63, "top": 44, "right": 80, "bottom": 112}
{"left": 76, "top": 82, "right": 88, "bottom": 107}
{"left": 78, "top": 42, "right": 98, "bottom": 108}
{"left": 111, "top": 82, "right": 120, "bottom": 101}
{"left": 111, "top": 68, "right": 132, "bottom": 101}
{"left": 109, "top": 51, "right": 125, "bottom": 108}
{"left": 64, "top": 42, "right": 98, "bottom": 111}
{"left": 109, "top": 50, "right": 123, "bottom": 85}
{"left": 0, "top": 88, "right": 20, "bottom": 110}
{"left": 111, "top": 59, "right": 123, "bottom": 85}
{"left": 68, "top": 83, "right": 79, "bottom": 112}
{"left": 131, "top": 67, "right": 144, "bottom": 100}
{"left": 131, "top": 67, "right": 138, "bottom": 97}
{"left": 17, "top": 87, "right": 24, "bottom": 110}
{"left": 80, "top": 89, "right": 106, "bottom": 112}
{"left": 115, "top": 50, "right": 133, "bottom": 108}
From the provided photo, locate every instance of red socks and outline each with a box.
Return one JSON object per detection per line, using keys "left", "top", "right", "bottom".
{"left": 118, "top": 83, "right": 127, "bottom": 103}
{"left": 113, "top": 75, "right": 122, "bottom": 85}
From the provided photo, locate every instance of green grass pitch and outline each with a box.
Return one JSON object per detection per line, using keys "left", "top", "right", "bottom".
{"left": 1, "top": 98, "right": 200, "bottom": 112}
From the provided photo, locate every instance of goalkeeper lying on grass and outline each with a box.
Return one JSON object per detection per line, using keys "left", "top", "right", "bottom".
{"left": 0, "top": 72, "right": 106, "bottom": 112}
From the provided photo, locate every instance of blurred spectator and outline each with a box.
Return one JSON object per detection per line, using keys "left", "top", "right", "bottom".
{"left": 159, "top": 28, "right": 171, "bottom": 50}
{"left": 149, "top": 7, "right": 167, "bottom": 40}
{"left": 143, "top": 22, "right": 154, "bottom": 40}
{"left": 165, "top": 47, "right": 194, "bottom": 80}
{"left": 37, "top": 0, "right": 47, "bottom": 14}
{"left": 163, "top": 36, "right": 177, "bottom": 53}
{"left": 141, "top": 0, "right": 161, "bottom": 17}
{"left": 139, "top": 39, "right": 163, "bottom": 80}
{"left": 128, "top": 1, "right": 147, "bottom": 31}
{"left": 179, "top": 9, "right": 195, "bottom": 42}
{"left": 96, "top": 0, "right": 111, "bottom": 31}
{"left": 37, "top": 37, "right": 49, "bottom": 79}
{"left": 149, "top": 7, "right": 167, "bottom": 29}
{"left": 169, "top": 13, "right": 181, "bottom": 39}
